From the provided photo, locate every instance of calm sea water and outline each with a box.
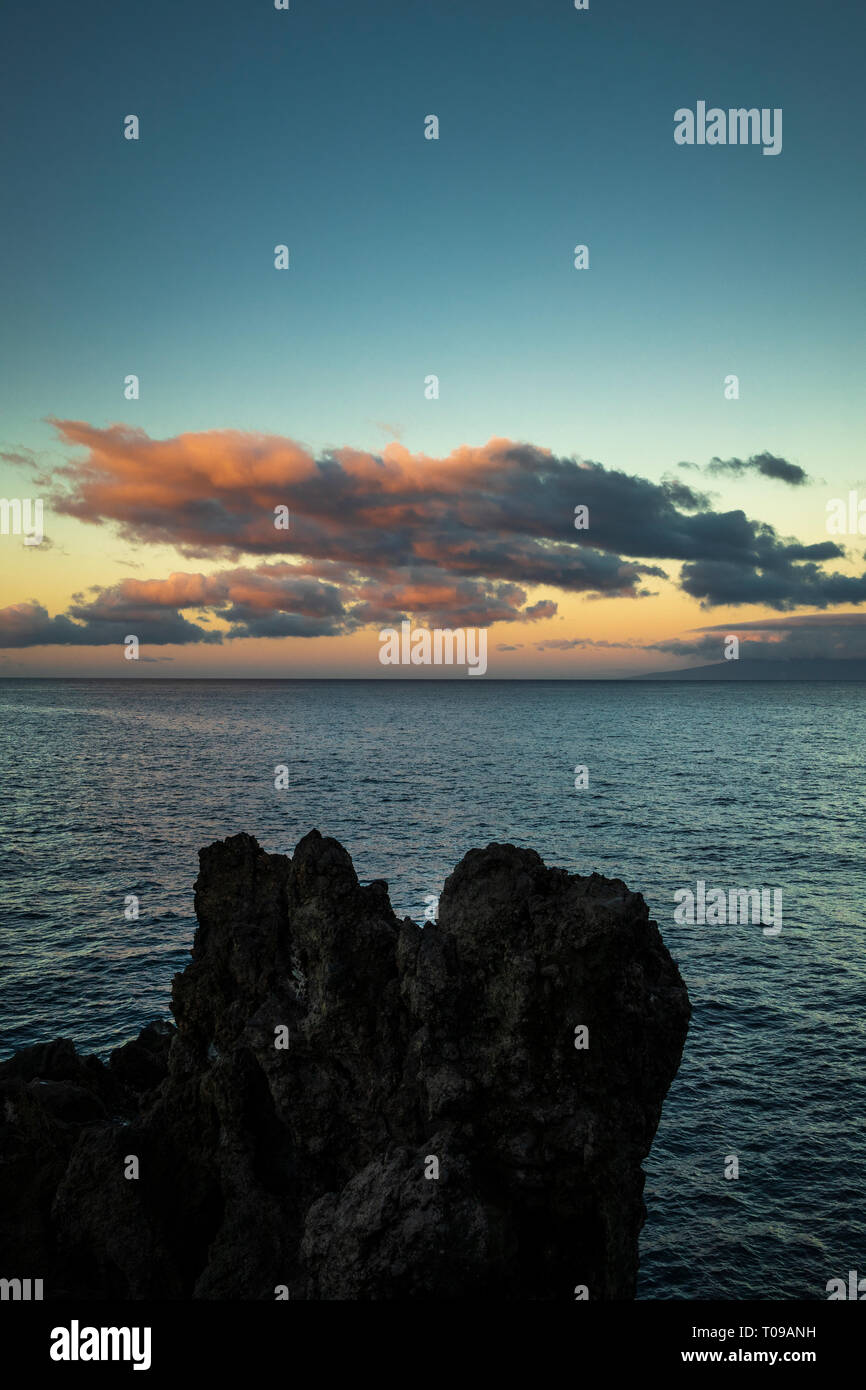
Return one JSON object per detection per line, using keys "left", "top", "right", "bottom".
{"left": 1, "top": 678, "right": 863, "bottom": 1300}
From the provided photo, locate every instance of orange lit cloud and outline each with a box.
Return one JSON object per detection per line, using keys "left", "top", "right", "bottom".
{"left": 3, "top": 423, "right": 864, "bottom": 657}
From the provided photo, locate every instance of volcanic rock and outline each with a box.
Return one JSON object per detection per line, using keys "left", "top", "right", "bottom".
{"left": 0, "top": 831, "right": 690, "bottom": 1299}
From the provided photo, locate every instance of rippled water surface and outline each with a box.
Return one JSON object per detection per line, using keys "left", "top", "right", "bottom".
{"left": 1, "top": 678, "right": 863, "bottom": 1300}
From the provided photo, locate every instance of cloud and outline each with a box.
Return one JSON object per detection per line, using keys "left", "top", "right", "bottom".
{"left": 2, "top": 425, "right": 861, "bottom": 650}
{"left": 0, "top": 599, "right": 221, "bottom": 648}
{"left": 42, "top": 423, "right": 672, "bottom": 600}
{"left": 659, "top": 476, "right": 713, "bottom": 510}
{"left": 0, "top": 562, "right": 561, "bottom": 649}
{"left": 699, "top": 611, "right": 866, "bottom": 631}
{"left": 650, "top": 611, "right": 866, "bottom": 662}
{"left": 21, "top": 534, "right": 64, "bottom": 553}
{"left": 678, "top": 451, "right": 810, "bottom": 486}
{"left": 533, "top": 638, "right": 635, "bottom": 651}
{"left": 0, "top": 447, "right": 40, "bottom": 468}
{"left": 524, "top": 599, "right": 558, "bottom": 620}
{"left": 679, "top": 549, "right": 866, "bottom": 609}
{"left": 705, "top": 452, "right": 810, "bottom": 486}
{"left": 372, "top": 421, "right": 404, "bottom": 441}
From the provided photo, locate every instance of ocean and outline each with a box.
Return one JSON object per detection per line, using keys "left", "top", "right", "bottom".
{"left": 1, "top": 677, "right": 863, "bottom": 1300}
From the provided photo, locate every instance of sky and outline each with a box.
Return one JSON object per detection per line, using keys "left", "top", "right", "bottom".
{"left": 1, "top": 0, "right": 864, "bottom": 677}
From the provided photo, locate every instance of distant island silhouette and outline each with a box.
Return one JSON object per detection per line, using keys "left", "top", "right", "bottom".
{"left": 642, "top": 659, "right": 866, "bottom": 681}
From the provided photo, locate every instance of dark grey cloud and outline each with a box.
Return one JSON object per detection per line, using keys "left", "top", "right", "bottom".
{"left": 680, "top": 552, "right": 866, "bottom": 610}
{"left": 706, "top": 452, "right": 810, "bottom": 486}
{"left": 651, "top": 611, "right": 866, "bottom": 662}
{"left": 659, "top": 476, "right": 713, "bottom": 510}
{"left": 0, "top": 601, "right": 221, "bottom": 648}
{"left": 678, "top": 451, "right": 810, "bottom": 486}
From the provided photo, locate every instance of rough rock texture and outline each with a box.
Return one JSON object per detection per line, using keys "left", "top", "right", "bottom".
{"left": 0, "top": 831, "right": 690, "bottom": 1300}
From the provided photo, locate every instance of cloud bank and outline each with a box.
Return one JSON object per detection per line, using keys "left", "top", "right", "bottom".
{"left": 1, "top": 425, "right": 862, "bottom": 649}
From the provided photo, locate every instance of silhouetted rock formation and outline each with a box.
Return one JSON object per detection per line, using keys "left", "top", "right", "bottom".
{"left": 0, "top": 831, "right": 690, "bottom": 1300}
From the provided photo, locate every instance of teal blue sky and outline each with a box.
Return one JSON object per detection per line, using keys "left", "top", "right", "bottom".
{"left": 2, "top": 0, "right": 863, "bottom": 482}
{"left": 1, "top": 0, "right": 864, "bottom": 676}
